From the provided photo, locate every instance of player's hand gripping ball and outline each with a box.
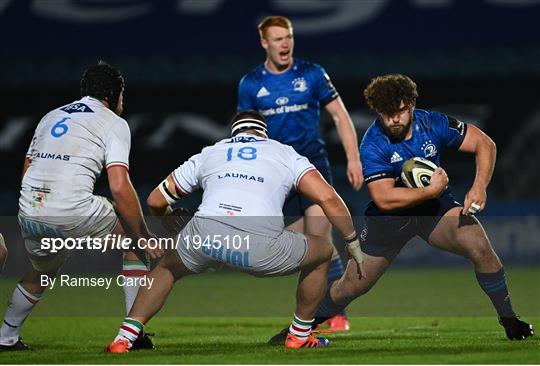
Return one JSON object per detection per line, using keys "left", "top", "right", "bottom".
{"left": 400, "top": 157, "right": 438, "bottom": 188}
{"left": 162, "top": 207, "right": 192, "bottom": 235}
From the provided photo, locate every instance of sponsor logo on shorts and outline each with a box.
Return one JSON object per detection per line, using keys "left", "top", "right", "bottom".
{"left": 360, "top": 228, "right": 368, "bottom": 242}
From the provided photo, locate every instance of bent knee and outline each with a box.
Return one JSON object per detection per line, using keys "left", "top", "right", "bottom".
{"left": 341, "top": 277, "right": 374, "bottom": 300}
{"left": 312, "top": 242, "right": 333, "bottom": 268}
{"left": 465, "top": 240, "right": 498, "bottom": 264}
{"left": 303, "top": 235, "right": 334, "bottom": 268}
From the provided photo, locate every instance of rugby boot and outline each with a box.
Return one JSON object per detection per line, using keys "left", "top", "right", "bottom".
{"left": 268, "top": 326, "right": 289, "bottom": 345}
{"left": 269, "top": 323, "right": 334, "bottom": 345}
{"left": 105, "top": 338, "right": 130, "bottom": 353}
{"left": 284, "top": 332, "right": 330, "bottom": 348}
{"left": 0, "top": 337, "right": 30, "bottom": 351}
{"left": 131, "top": 331, "right": 155, "bottom": 350}
{"left": 500, "top": 317, "right": 534, "bottom": 340}
{"left": 325, "top": 314, "right": 351, "bottom": 331}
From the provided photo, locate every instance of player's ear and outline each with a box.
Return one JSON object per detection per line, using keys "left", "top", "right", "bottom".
{"left": 260, "top": 37, "right": 268, "bottom": 50}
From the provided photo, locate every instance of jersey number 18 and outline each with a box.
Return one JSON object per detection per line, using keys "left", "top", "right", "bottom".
{"left": 226, "top": 146, "right": 257, "bottom": 161}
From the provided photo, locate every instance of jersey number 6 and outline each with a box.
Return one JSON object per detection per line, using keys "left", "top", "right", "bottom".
{"left": 50, "top": 117, "right": 71, "bottom": 138}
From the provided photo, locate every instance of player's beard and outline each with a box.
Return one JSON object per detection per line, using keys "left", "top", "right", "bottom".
{"left": 384, "top": 116, "right": 412, "bottom": 141}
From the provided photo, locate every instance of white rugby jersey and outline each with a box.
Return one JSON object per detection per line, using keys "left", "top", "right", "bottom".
{"left": 20, "top": 96, "right": 130, "bottom": 217}
{"left": 172, "top": 133, "right": 316, "bottom": 235}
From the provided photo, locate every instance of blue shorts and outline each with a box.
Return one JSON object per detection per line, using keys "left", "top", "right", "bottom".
{"left": 360, "top": 190, "right": 462, "bottom": 259}
{"left": 283, "top": 154, "right": 333, "bottom": 225}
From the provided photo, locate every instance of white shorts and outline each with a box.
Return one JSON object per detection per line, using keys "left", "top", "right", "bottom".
{"left": 18, "top": 195, "right": 117, "bottom": 272}
{"left": 176, "top": 216, "right": 308, "bottom": 276}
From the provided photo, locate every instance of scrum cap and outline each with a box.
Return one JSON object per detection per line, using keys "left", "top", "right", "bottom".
{"left": 231, "top": 110, "right": 268, "bottom": 136}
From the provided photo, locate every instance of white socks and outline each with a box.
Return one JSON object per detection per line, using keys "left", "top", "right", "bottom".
{"left": 0, "top": 284, "right": 41, "bottom": 345}
{"left": 122, "top": 259, "right": 149, "bottom": 314}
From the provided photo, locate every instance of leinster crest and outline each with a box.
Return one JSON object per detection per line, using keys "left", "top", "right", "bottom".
{"left": 422, "top": 140, "right": 438, "bottom": 158}
{"left": 292, "top": 77, "right": 308, "bottom": 92}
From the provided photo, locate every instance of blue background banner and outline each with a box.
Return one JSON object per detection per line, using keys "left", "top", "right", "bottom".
{"left": 1, "top": 0, "right": 540, "bottom": 84}
{"left": 2, "top": 0, "right": 539, "bottom": 56}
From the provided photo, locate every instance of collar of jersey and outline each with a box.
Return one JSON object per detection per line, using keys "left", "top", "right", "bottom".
{"left": 262, "top": 58, "right": 296, "bottom": 76}
{"left": 235, "top": 132, "right": 267, "bottom": 140}
{"left": 81, "top": 96, "right": 102, "bottom": 105}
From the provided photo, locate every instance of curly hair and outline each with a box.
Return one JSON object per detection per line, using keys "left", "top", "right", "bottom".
{"left": 363, "top": 74, "right": 418, "bottom": 115}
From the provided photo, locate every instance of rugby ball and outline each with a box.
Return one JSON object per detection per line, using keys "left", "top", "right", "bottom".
{"left": 400, "top": 157, "right": 438, "bottom": 188}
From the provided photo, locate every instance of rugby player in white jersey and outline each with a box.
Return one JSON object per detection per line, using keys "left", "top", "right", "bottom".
{"left": 105, "top": 110, "right": 365, "bottom": 351}
{"left": 0, "top": 61, "right": 162, "bottom": 351}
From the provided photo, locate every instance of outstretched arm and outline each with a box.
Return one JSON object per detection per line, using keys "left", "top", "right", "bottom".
{"left": 325, "top": 97, "right": 363, "bottom": 191}
{"left": 458, "top": 124, "right": 496, "bottom": 215}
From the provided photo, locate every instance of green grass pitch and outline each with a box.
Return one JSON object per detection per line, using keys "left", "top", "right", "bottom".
{"left": 0, "top": 267, "right": 538, "bottom": 364}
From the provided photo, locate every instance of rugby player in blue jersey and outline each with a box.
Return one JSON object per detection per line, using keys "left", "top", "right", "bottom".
{"left": 238, "top": 16, "right": 363, "bottom": 335}
{"left": 315, "top": 74, "right": 534, "bottom": 340}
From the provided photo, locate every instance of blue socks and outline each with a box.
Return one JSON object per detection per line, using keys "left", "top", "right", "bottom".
{"left": 315, "top": 257, "right": 347, "bottom": 320}
{"left": 328, "top": 257, "right": 344, "bottom": 284}
{"left": 475, "top": 268, "right": 516, "bottom": 317}
{"left": 315, "top": 282, "right": 346, "bottom": 319}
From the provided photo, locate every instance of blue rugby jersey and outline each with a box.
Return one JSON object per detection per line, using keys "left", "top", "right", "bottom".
{"left": 237, "top": 58, "right": 338, "bottom": 158}
{"left": 360, "top": 109, "right": 467, "bottom": 186}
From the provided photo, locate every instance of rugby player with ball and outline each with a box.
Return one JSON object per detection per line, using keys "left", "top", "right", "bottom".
{"left": 286, "top": 74, "right": 534, "bottom": 341}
